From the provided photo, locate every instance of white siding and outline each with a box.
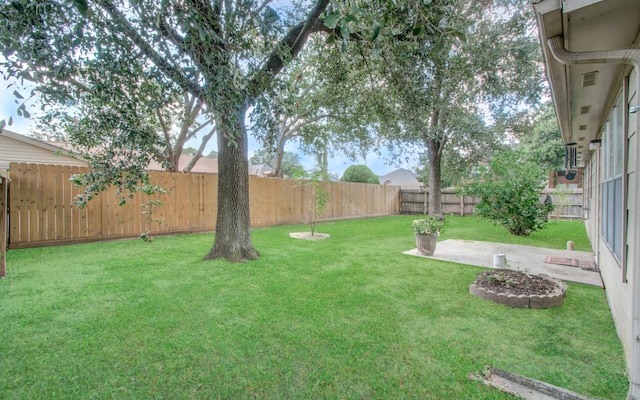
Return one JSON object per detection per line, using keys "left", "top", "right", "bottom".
{"left": 584, "top": 66, "right": 639, "bottom": 370}
{"left": 0, "top": 135, "right": 87, "bottom": 170}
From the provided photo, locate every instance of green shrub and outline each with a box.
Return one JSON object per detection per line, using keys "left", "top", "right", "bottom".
{"left": 412, "top": 216, "right": 445, "bottom": 235}
{"left": 340, "top": 165, "right": 379, "bottom": 184}
{"left": 461, "top": 150, "right": 554, "bottom": 236}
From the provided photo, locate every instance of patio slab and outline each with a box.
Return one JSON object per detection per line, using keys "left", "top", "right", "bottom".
{"left": 404, "top": 239, "right": 603, "bottom": 287}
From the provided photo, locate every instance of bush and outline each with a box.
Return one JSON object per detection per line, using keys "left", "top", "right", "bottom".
{"left": 340, "top": 165, "right": 379, "bottom": 184}
{"left": 461, "top": 150, "right": 554, "bottom": 236}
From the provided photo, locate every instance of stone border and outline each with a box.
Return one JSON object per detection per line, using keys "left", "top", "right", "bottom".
{"left": 469, "top": 273, "right": 567, "bottom": 309}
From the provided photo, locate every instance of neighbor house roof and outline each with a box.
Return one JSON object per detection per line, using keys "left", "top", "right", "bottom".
{"left": 147, "top": 155, "right": 219, "bottom": 174}
{"left": 47, "top": 141, "right": 220, "bottom": 174}
{"left": 0, "top": 129, "right": 88, "bottom": 169}
{"left": 248, "top": 164, "right": 273, "bottom": 177}
{"left": 378, "top": 168, "right": 420, "bottom": 187}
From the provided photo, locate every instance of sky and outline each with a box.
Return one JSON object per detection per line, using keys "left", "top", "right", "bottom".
{"left": 0, "top": 77, "right": 417, "bottom": 179}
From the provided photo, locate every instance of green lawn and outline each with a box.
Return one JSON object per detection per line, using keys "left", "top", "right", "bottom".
{"left": 1, "top": 216, "right": 627, "bottom": 399}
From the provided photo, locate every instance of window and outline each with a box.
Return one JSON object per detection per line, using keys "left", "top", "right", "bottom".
{"left": 601, "top": 93, "right": 624, "bottom": 262}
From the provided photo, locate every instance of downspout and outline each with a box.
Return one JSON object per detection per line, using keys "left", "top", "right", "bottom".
{"left": 547, "top": 35, "right": 640, "bottom": 400}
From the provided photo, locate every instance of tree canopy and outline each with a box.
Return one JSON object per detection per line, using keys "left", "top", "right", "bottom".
{"left": 250, "top": 34, "right": 378, "bottom": 178}
{"left": 517, "top": 102, "right": 564, "bottom": 172}
{"left": 341, "top": 165, "right": 379, "bottom": 184}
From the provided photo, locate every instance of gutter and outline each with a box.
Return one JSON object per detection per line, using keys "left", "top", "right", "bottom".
{"left": 547, "top": 35, "right": 640, "bottom": 69}
{"left": 546, "top": 35, "right": 640, "bottom": 400}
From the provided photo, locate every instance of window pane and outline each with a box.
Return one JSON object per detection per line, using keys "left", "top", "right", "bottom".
{"left": 602, "top": 181, "right": 609, "bottom": 242}
{"left": 602, "top": 124, "right": 609, "bottom": 180}
{"left": 614, "top": 177, "right": 623, "bottom": 260}
{"left": 608, "top": 119, "right": 615, "bottom": 179}
{"left": 614, "top": 96, "right": 624, "bottom": 177}
{"left": 608, "top": 181, "right": 615, "bottom": 243}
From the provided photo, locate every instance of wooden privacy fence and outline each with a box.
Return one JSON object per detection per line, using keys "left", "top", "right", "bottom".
{"left": 542, "top": 188, "right": 583, "bottom": 220}
{"left": 7, "top": 163, "right": 400, "bottom": 248}
{"left": 400, "top": 187, "right": 583, "bottom": 220}
{"left": 400, "top": 188, "right": 479, "bottom": 216}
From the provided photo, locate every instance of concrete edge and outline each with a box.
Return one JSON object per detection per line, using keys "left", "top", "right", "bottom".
{"left": 472, "top": 366, "right": 594, "bottom": 400}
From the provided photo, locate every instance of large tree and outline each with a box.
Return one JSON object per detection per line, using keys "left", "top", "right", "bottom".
{"left": 250, "top": 35, "right": 377, "bottom": 178}
{"left": 0, "top": 0, "right": 450, "bottom": 261}
{"left": 379, "top": 0, "right": 544, "bottom": 218}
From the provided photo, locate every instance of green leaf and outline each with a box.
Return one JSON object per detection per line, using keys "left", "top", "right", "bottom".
{"left": 345, "top": 14, "right": 357, "bottom": 23}
{"left": 412, "top": 25, "right": 423, "bottom": 36}
{"left": 324, "top": 13, "right": 341, "bottom": 30}
{"left": 72, "top": 0, "right": 89, "bottom": 17}
{"left": 0, "top": 120, "right": 5, "bottom": 131}
{"left": 8, "top": 116, "right": 13, "bottom": 126}
{"left": 12, "top": 90, "right": 24, "bottom": 99}
{"left": 370, "top": 21, "right": 381, "bottom": 41}
{"left": 433, "top": 38, "right": 444, "bottom": 53}
{"left": 348, "top": 7, "right": 367, "bottom": 16}
{"left": 448, "top": 29, "right": 467, "bottom": 43}
{"left": 340, "top": 24, "right": 350, "bottom": 40}
{"left": 263, "top": 6, "right": 279, "bottom": 25}
{"left": 10, "top": 1, "right": 24, "bottom": 13}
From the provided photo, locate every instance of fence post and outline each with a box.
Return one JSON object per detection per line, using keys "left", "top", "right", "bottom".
{"left": 460, "top": 195, "right": 464, "bottom": 217}
{"left": 423, "top": 189, "right": 428, "bottom": 215}
{"left": 0, "top": 172, "right": 8, "bottom": 278}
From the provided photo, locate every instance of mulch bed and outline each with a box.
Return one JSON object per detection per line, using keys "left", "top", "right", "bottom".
{"left": 474, "top": 269, "right": 560, "bottom": 296}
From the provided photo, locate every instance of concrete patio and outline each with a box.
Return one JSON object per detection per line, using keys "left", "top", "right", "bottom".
{"left": 404, "top": 239, "right": 603, "bottom": 287}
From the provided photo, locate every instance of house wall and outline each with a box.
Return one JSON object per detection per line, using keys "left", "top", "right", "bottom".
{"left": 583, "top": 152, "right": 599, "bottom": 252}
{"left": 627, "top": 65, "right": 639, "bottom": 371}
{"left": 0, "top": 135, "right": 87, "bottom": 169}
{"left": 584, "top": 66, "right": 639, "bottom": 369}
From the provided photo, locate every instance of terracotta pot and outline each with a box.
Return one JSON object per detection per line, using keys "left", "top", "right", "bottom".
{"left": 415, "top": 234, "right": 438, "bottom": 256}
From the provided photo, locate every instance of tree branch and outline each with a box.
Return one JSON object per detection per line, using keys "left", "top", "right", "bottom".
{"left": 251, "top": 0, "right": 331, "bottom": 94}
{"left": 156, "top": 108, "right": 176, "bottom": 169}
{"left": 95, "top": 0, "right": 204, "bottom": 100}
{"left": 182, "top": 125, "right": 217, "bottom": 173}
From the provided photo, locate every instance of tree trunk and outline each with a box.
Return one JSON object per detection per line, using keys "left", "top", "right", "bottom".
{"left": 165, "top": 150, "right": 179, "bottom": 172}
{"left": 427, "top": 138, "right": 443, "bottom": 218}
{"left": 272, "top": 133, "right": 286, "bottom": 178}
{"left": 204, "top": 104, "right": 259, "bottom": 261}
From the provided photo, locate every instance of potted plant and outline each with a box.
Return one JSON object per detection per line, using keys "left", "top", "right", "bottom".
{"left": 412, "top": 216, "right": 445, "bottom": 256}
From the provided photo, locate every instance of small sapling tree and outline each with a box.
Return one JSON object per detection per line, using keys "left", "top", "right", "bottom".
{"left": 295, "top": 169, "right": 330, "bottom": 236}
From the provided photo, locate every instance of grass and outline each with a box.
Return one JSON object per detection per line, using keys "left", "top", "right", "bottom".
{"left": 1, "top": 216, "right": 627, "bottom": 399}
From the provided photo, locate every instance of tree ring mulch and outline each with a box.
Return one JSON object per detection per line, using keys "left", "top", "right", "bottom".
{"left": 289, "top": 232, "right": 330, "bottom": 240}
{"left": 469, "top": 269, "right": 567, "bottom": 309}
